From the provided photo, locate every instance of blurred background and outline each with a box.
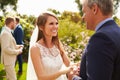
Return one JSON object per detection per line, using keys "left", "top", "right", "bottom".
{"left": 0, "top": 0, "right": 120, "bottom": 80}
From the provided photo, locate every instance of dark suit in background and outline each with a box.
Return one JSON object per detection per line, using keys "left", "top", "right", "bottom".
{"left": 13, "top": 23, "right": 24, "bottom": 74}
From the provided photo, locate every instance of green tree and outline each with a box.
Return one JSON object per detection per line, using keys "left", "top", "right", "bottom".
{"left": 0, "top": 0, "right": 18, "bottom": 14}
{"left": 60, "top": 11, "right": 82, "bottom": 23}
{"left": 47, "top": 8, "right": 61, "bottom": 16}
{"left": 75, "top": 0, "right": 83, "bottom": 16}
{"left": 113, "top": 0, "right": 120, "bottom": 13}
{"left": 75, "top": 0, "right": 120, "bottom": 16}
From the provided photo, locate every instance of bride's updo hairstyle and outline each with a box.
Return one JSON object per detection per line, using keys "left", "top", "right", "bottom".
{"left": 36, "top": 12, "right": 64, "bottom": 56}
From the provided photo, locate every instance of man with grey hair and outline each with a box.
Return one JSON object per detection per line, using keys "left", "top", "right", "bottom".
{"left": 71, "top": 0, "right": 120, "bottom": 80}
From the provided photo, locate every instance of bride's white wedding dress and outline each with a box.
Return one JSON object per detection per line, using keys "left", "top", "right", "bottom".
{"left": 27, "top": 27, "right": 67, "bottom": 80}
{"left": 27, "top": 42, "right": 67, "bottom": 80}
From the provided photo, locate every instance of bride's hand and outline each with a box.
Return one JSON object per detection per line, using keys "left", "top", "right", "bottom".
{"left": 70, "top": 62, "right": 80, "bottom": 76}
{"left": 60, "top": 66, "right": 73, "bottom": 75}
{"left": 67, "top": 62, "right": 80, "bottom": 80}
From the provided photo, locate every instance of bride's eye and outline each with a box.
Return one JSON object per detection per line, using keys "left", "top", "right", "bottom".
{"left": 49, "top": 22, "right": 54, "bottom": 25}
{"left": 56, "top": 22, "right": 58, "bottom": 25}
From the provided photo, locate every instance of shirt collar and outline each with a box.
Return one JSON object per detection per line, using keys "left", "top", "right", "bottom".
{"left": 5, "top": 26, "right": 12, "bottom": 32}
{"left": 95, "top": 18, "right": 113, "bottom": 31}
{"left": 14, "top": 24, "right": 20, "bottom": 29}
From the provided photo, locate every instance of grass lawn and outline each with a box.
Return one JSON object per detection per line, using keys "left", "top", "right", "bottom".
{"left": 0, "top": 62, "right": 27, "bottom": 80}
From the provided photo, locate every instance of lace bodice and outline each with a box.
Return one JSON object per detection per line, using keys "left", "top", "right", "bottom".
{"left": 36, "top": 43, "right": 67, "bottom": 80}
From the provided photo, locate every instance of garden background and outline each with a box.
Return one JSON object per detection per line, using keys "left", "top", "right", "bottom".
{"left": 0, "top": 0, "right": 120, "bottom": 80}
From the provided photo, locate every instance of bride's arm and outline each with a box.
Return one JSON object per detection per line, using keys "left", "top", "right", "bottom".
{"left": 59, "top": 41, "right": 70, "bottom": 67}
{"left": 31, "top": 45, "right": 72, "bottom": 80}
{"left": 62, "top": 51, "right": 70, "bottom": 67}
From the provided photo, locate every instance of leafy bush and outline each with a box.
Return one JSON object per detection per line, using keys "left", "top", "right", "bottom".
{"left": 58, "top": 18, "right": 93, "bottom": 62}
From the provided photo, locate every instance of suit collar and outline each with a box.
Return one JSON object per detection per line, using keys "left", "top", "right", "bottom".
{"left": 96, "top": 20, "right": 116, "bottom": 32}
{"left": 4, "top": 26, "right": 12, "bottom": 33}
{"left": 95, "top": 18, "right": 113, "bottom": 32}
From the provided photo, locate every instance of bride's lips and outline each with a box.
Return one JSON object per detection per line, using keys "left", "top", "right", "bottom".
{"left": 52, "top": 30, "right": 57, "bottom": 32}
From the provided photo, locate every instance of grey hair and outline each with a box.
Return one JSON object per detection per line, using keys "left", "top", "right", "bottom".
{"left": 87, "top": 0, "right": 113, "bottom": 16}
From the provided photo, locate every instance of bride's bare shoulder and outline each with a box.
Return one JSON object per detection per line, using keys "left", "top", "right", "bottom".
{"left": 30, "top": 43, "right": 40, "bottom": 55}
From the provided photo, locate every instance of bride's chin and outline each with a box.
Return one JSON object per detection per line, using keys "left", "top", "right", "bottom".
{"left": 52, "top": 34, "right": 57, "bottom": 37}
{"left": 52, "top": 33, "right": 57, "bottom": 36}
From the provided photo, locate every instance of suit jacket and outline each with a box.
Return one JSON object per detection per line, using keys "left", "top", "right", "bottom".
{"left": 13, "top": 24, "right": 24, "bottom": 45}
{"left": 0, "top": 27, "right": 20, "bottom": 65}
{"left": 80, "top": 20, "right": 120, "bottom": 80}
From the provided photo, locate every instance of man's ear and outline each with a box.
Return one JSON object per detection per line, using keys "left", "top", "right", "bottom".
{"left": 92, "top": 3, "right": 98, "bottom": 15}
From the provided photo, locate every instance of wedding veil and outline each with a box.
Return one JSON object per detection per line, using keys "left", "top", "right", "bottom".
{"left": 26, "top": 26, "right": 38, "bottom": 80}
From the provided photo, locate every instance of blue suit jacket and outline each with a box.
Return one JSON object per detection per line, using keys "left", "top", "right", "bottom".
{"left": 13, "top": 24, "right": 24, "bottom": 45}
{"left": 79, "top": 20, "right": 120, "bottom": 80}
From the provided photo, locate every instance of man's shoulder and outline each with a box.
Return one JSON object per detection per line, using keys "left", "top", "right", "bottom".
{"left": 1, "top": 29, "right": 9, "bottom": 35}
{"left": 14, "top": 26, "right": 23, "bottom": 32}
{"left": 0, "top": 30, "right": 11, "bottom": 41}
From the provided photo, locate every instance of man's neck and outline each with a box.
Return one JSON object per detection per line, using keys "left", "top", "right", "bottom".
{"left": 6, "top": 25, "right": 12, "bottom": 30}
{"left": 93, "top": 15, "right": 112, "bottom": 30}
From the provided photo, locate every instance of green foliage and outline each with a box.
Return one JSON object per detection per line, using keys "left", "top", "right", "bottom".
{"left": 60, "top": 11, "right": 82, "bottom": 23}
{"left": 0, "top": 64, "right": 5, "bottom": 80}
{"left": 113, "top": 0, "right": 120, "bottom": 13}
{"left": 0, "top": 16, "right": 5, "bottom": 32}
{"left": 0, "top": 62, "right": 27, "bottom": 80}
{"left": 75, "top": 0, "right": 83, "bottom": 16}
{"left": 113, "top": 16, "right": 120, "bottom": 26}
{"left": 20, "top": 16, "right": 35, "bottom": 61}
{"left": 47, "top": 8, "right": 61, "bottom": 16}
{"left": 58, "top": 18, "right": 93, "bottom": 61}
{"left": 0, "top": 0, "right": 18, "bottom": 13}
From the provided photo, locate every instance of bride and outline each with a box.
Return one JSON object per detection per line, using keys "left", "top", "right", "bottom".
{"left": 26, "top": 12, "right": 73, "bottom": 80}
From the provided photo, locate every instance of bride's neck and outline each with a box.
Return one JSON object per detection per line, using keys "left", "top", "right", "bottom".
{"left": 38, "top": 39, "right": 54, "bottom": 48}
